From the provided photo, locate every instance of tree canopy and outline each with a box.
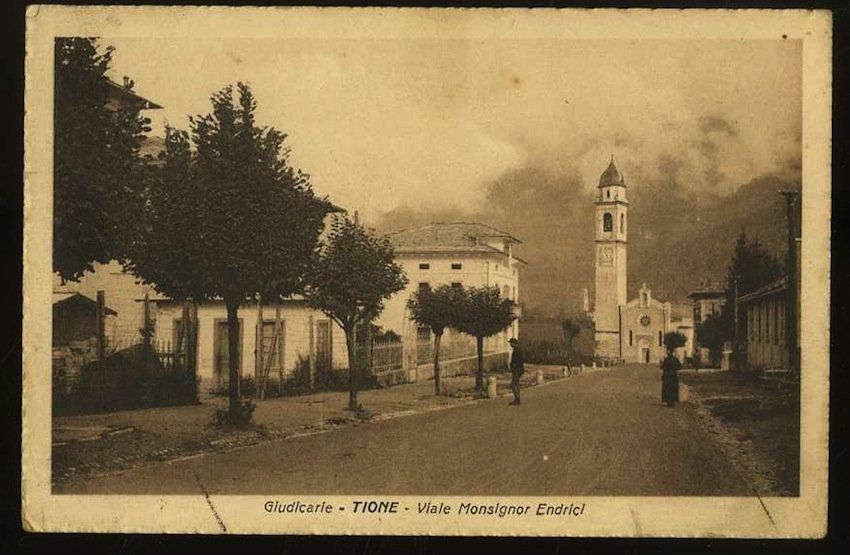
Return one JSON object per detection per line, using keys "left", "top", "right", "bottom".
{"left": 309, "top": 217, "right": 407, "bottom": 333}
{"left": 126, "top": 83, "right": 332, "bottom": 304}
{"left": 407, "top": 284, "right": 464, "bottom": 337}
{"left": 663, "top": 331, "right": 687, "bottom": 352}
{"left": 54, "top": 38, "right": 151, "bottom": 281}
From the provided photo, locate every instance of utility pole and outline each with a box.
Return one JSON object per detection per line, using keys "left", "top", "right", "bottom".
{"left": 732, "top": 275, "right": 739, "bottom": 372}
{"left": 779, "top": 190, "right": 800, "bottom": 376}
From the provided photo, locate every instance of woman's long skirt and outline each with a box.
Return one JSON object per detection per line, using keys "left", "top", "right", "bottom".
{"left": 661, "top": 372, "right": 679, "bottom": 405}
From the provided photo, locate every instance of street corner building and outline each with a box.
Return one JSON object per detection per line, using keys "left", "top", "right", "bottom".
{"left": 378, "top": 222, "right": 526, "bottom": 381}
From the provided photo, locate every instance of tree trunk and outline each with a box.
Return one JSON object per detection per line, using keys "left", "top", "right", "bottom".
{"left": 345, "top": 326, "right": 359, "bottom": 411}
{"left": 433, "top": 331, "right": 443, "bottom": 395}
{"left": 225, "top": 298, "right": 241, "bottom": 416}
{"left": 475, "top": 335, "right": 484, "bottom": 391}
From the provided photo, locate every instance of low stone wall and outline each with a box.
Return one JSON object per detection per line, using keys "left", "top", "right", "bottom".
{"left": 413, "top": 351, "right": 508, "bottom": 382}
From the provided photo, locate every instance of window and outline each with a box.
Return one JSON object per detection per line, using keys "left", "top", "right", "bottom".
{"left": 451, "top": 282, "right": 462, "bottom": 289}
{"left": 658, "top": 330, "right": 663, "bottom": 347}
{"left": 502, "top": 285, "right": 510, "bottom": 299}
{"left": 629, "top": 330, "right": 633, "bottom": 346}
{"left": 606, "top": 189, "right": 610, "bottom": 199}
{"left": 620, "top": 214, "right": 625, "bottom": 233}
{"left": 603, "top": 213, "right": 613, "bottom": 232}
{"left": 418, "top": 282, "right": 430, "bottom": 296}
{"left": 451, "top": 263, "right": 462, "bottom": 270}
{"left": 418, "top": 263, "right": 430, "bottom": 270}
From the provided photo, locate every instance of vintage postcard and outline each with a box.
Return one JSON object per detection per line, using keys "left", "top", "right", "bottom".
{"left": 22, "top": 6, "right": 831, "bottom": 536}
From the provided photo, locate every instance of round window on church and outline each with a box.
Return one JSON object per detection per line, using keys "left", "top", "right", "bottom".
{"left": 639, "top": 315, "right": 651, "bottom": 327}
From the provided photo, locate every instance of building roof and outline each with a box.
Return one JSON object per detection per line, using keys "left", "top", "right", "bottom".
{"left": 687, "top": 279, "right": 727, "bottom": 300}
{"left": 737, "top": 277, "right": 787, "bottom": 305}
{"left": 598, "top": 157, "right": 626, "bottom": 188}
{"left": 52, "top": 292, "right": 118, "bottom": 315}
{"left": 387, "top": 222, "right": 521, "bottom": 249}
{"left": 106, "top": 77, "right": 163, "bottom": 110}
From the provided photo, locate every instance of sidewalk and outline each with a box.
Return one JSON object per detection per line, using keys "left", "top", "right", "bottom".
{"left": 52, "top": 364, "right": 570, "bottom": 485}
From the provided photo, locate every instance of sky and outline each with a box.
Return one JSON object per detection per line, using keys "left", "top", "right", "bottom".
{"left": 105, "top": 37, "right": 802, "bottom": 224}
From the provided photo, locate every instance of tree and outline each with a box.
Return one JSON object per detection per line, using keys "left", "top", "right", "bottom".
{"left": 560, "top": 317, "right": 581, "bottom": 350}
{"left": 695, "top": 313, "right": 725, "bottom": 366}
{"left": 408, "top": 284, "right": 465, "bottom": 395}
{"left": 307, "top": 216, "right": 408, "bottom": 410}
{"left": 454, "top": 286, "right": 517, "bottom": 391}
{"left": 125, "top": 83, "right": 332, "bottom": 422}
{"left": 715, "top": 232, "right": 784, "bottom": 351}
{"left": 663, "top": 331, "right": 687, "bottom": 354}
{"left": 54, "top": 38, "right": 151, "bottom": 281}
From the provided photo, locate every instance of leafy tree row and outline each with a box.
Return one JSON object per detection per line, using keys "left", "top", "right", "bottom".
{"left": 408, "top": 285, "right": 517, "bottom": 395}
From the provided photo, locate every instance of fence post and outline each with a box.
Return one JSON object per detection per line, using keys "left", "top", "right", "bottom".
{"left": 143, "top": 292, "right": 152, "bottom": 351}
{"left": 365, "top": 322, "right": 373, "bottom": 376}
{"left": 96, "top": 290, "right": 106, "bottom": 410}
{"left": 189, "top": 302, "right": 198, "bottom": 378}
{"left": 308, "top": 314, "right": 316, "bottom": 391}
{"left": 96, "top": 291, "right": 106, "bottom": 364}
{"left": 275, "top": 304, "right": 284, "bottom": 394}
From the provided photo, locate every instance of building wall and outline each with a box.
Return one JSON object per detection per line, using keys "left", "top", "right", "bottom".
{"left": 154, "top": 301, "right": 347, "bottom": 392}
{"left": 376, "top": 252, "right": 520, "bottom": 368}
{"left": 745, "top": 295, "right": 789, "bottom": 370}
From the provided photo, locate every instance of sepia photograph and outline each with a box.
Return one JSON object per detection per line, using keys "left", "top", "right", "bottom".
{"left": 22, "top": 6, "right": 831, "bottom": 536}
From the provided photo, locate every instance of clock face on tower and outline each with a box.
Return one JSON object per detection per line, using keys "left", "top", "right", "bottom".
{"left": 598, "top": 246, "right": 613, "bottom": 266}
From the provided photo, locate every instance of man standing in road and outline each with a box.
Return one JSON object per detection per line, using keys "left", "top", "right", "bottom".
{"left": 508, "top": 338, "right": 525, "bottom": 405}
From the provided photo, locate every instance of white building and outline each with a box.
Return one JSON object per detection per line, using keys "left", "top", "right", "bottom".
{"left": 378, "top": 223, "right": 525, "bottom": 379}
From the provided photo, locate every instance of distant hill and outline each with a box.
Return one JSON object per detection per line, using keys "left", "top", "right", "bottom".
{"left": 376, "top": 170, "right": 799, "bottom": 318}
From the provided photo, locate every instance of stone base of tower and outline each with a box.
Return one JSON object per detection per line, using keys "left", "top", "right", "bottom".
{"left": 594, "top": 331, "right": 621, "bottom": 360}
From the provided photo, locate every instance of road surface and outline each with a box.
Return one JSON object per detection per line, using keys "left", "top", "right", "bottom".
{"left": 56, "top": 364, "right": 750, "bottom": 496}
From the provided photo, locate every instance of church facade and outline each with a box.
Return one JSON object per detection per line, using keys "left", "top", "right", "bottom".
{"left": 592, "top": 158, "right": 673, "bottom": 363}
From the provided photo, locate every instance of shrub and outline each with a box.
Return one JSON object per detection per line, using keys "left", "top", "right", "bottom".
{"left": 522, "top": 339, "right": 592, "bottom": 366}
{"left": 213, "top": 399, "right": 256, "bottom": 427}
{"left": 278, "top": 355, "right": 379, "bottom": 396}
{"left": 54, "top": 344, "right": 199, "bottom": 415}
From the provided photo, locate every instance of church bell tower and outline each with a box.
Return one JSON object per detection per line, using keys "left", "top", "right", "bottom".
{"left": 594, "top": 156, "right": 628, "bottom": 359}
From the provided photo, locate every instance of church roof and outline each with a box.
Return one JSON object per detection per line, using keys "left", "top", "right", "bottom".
{"left": 598, "top": 157, "right": 626, "bottom": 188}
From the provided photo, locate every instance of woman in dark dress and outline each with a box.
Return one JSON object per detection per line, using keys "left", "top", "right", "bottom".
{"left": 661, "top": 349, "right": 682, "bottom": 407}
